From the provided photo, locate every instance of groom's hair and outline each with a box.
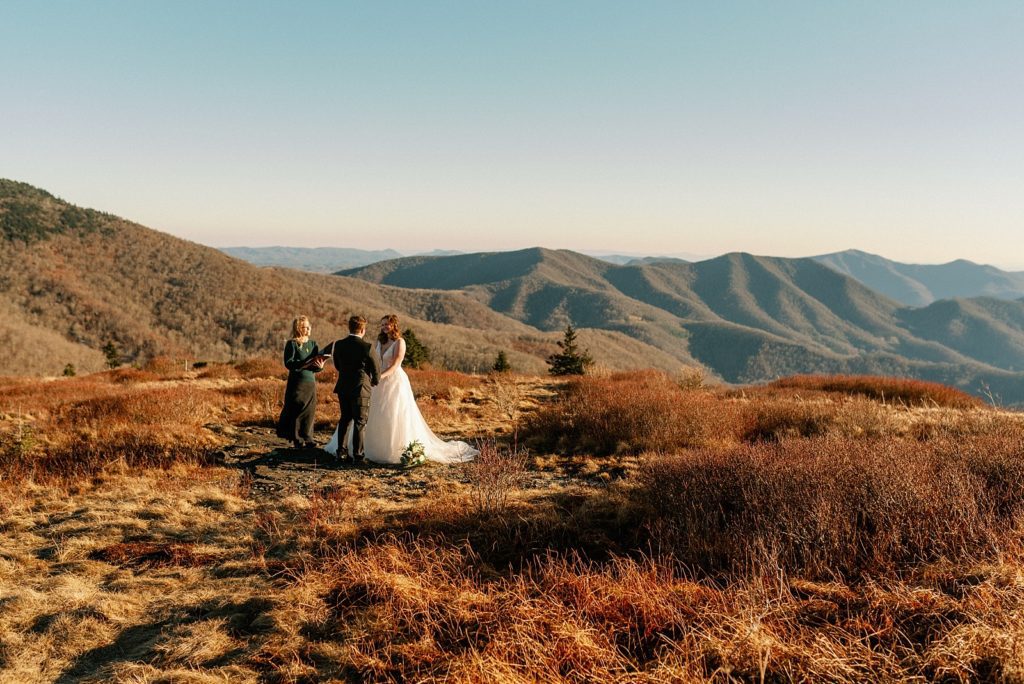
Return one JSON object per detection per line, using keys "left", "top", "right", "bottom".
{"left": 348, "top": 315, "right": 367, "bottom": 333}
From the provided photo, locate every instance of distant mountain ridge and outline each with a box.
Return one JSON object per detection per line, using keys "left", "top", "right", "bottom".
{"left": 227, "top": 246, "right": 1024, "bottom": 309}
{"left": 219, "top": 246, "right": 403, "bottom": 273}
{"left": 812, "top": 249, "right": 1024, "bottom": 307}
{"left": 341, "top": 248, "right": 1024, "bottom": 403}
{"left": 219, "top": 246, "right": 465, "bottom": 273}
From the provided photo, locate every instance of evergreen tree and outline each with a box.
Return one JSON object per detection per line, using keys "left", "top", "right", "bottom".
{"left": 402, "top": 328, "right": 431, "bottom": 369}
{"left": 62, "top": 363, "right": 76, "bottom": 377}
{"left": 547, "top": 324, "right": 593, "bottom": 376}
{"left": 492, "top": 350, "right": 511, "bottom": 373}
{"left": 102, "top": 341, "right": 120, "bottom": 369}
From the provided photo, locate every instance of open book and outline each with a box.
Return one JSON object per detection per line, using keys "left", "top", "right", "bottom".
{"left": 300, "top": 353, "right": 332, "bottom": 370}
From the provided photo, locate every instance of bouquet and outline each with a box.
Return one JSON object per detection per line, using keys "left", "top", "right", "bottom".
{"left": 401, "top": 440, "right": 427, "bottom": 468}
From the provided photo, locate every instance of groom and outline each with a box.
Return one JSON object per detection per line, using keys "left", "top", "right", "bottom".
{"left": 330, "top": 315, "right": 380, "bottom": 463}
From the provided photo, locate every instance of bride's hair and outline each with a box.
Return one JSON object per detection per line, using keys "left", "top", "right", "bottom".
{"left": 378, "top": 314, "right": 402, "bottom": 344}
{"left": 290, "top": 315, "right": 311, "bottom": 341}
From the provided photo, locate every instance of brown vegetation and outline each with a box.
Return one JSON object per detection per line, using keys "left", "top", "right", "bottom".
{"left": 3, "top": 368, "right": 1024, "bottom": 682}
{"left": 638, "top": 433, "right": 1024, "bottom": 576}
{"left": 525, "top": 370, "right": 737, "bottom": 454}
{"left": 761, "top": 374, "right": 984, "bottom": 409}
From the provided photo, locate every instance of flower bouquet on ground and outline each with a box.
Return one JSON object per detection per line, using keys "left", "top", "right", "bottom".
{"left": 401, "top": 440, "right": 427, "bottom": 468}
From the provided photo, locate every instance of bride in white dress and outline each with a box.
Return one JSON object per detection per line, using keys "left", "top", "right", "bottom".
{"left": 324, "top": 315, "right": 478, "bottom": 464}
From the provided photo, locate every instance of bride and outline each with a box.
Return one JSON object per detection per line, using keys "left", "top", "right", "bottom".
{"left": 324, "top": 314, "right": 478, "bottom": 464}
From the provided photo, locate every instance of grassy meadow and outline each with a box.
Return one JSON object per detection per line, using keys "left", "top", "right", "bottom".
{"left": 2, "top": 362, "right": 1024, "bottom": 682}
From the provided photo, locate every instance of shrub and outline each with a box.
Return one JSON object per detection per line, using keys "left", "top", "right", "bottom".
{"left": 526, "top": 370, "right": 741, "bottom": 454}
{"left": 315, "top": 364, "right": 338, "bottom": 386}
{"left": 406, "top": 369, "right": 481, "bottom": 400}
{"left": 235, "top": 356, "right": 287, "bottom": 380}
{"left": 766, "top": 375, "right": 982, "bottom": 409}
{"left": 742, "top": 398, "right": 839, "bottom": 442}
{"left": 637, "top": 431, "right": 1024, "bottom": 576}
{"left": 0, "top": 384, "right": 222, "bottom": 486}
{"left": 464, "top": 439, "right": 529, "bottom": 517}
{"left": 106, "top": 368, "right": 161, "bottom": 384}
{"left": 142, "top": 355, "right": 189, "bottom": 378}
{"left": 102, "top": 341, "right": 120, "bottom": 369}
{"left": 218, "top": 379, "right": 283, "bottom": 425}
{"left": 197, "top": 363, "right": 241, "bottom": 380}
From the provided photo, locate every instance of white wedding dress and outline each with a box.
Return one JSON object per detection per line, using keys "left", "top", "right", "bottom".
{"left": 323, "top": 338, "right": 478, "bottom": 464}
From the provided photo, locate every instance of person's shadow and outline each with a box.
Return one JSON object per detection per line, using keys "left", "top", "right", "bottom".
{"left": 225, "top": 442, "right": 346, "bottom": 494}
{"left": 55, "top": 598, "right": 275, "bottom": 682}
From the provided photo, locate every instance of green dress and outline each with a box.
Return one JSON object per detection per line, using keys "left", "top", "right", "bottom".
{"left": 276, "top": 338, "right": 322, "bottom": 444}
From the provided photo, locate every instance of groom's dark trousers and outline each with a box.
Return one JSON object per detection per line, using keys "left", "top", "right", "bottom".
{"left": 330, "top": 334, "right": 380, "bottom": 460}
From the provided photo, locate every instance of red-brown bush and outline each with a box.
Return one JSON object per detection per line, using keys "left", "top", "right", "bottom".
{"left": 1, "top": 383, "right": 223, "bottom": 486}
{"left": 196, "top": 362, "right": 242, "bottom": 380}
{"left": 141, "top": 355, "right": 190, "bottom": 378}
{"left": 526, "top": 370, "right": 742, "bottom": 454}
{"left": 234, "top": 356, "right": 287, "bottom": 380}
{"left": 764, "top": 375, "right": 982, "bottom": 409}
{"left": 407, "top": 368, "right": 482, "bottom": 400}
{"left": 638, "top": 431, "right": 1024, "bottom": 576}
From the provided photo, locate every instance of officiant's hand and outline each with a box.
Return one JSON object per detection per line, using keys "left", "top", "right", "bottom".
{"left": 312, "top": 357, "right": 327, "bottom": 370}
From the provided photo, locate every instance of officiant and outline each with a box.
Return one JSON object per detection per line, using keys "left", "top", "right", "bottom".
{"left": 276, "top": 315, "right": 327, "bottom": 448}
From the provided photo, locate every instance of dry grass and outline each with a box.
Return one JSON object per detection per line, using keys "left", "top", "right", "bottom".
{"left": 637, "top": 432, "right": 1024, "bottom": 576}
{"left": 525, "top": 370, "right": 738, "bottom": 454}
{"left": 3, "top": 368, "right": 1024, "bottom": 682}
{"left": 759, "top": 374, "right": 984, "bottom": 409}
{"left": 0, "top": 378, "right": 224, "bottom": 493}
{"left": 234, "top": 356, "right": 288, "bottom": 380}
{"left": 407, "top": 368, "right": 485, "bottom": 400}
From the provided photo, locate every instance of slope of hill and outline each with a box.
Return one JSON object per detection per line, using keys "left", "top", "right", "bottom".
{"left": 219, "top": 246, "right": 402, "bottom": 273}
{"left": 0, "top": 180, "right": 683, "bottom": 377}
{"left": 814, "top": 249, "right": 1024, "bottom": 306}
{"left": 897, "top": 297, "right": 1024, "bottom": 372}
{"left": 343, "top": 248, "right": 1024, "bottom": 402}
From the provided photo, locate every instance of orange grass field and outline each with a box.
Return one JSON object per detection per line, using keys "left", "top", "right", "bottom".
{"left": 2, "top": 363, "right": 1024, "bottom": 682}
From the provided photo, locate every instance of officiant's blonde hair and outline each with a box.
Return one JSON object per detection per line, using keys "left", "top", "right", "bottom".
{"left": 291, "top": 316, "right": 311, "bottom": 340}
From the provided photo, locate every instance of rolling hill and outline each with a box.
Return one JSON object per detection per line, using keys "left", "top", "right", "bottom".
{"left": 813, "top": 249, "right": 1024, "bottom": 306}
{"left": 0, "top": 180, "right": 683, "bottom": 377}
{"left": 342, "top": 249, "right": 1024, "bottom": 403}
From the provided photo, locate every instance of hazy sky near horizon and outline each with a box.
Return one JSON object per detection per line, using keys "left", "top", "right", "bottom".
{"left": 3, "top": 2, "right": 1023, "bottom": 267}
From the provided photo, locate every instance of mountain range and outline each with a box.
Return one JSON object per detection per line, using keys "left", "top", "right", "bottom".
{"left": 217, "top": 247, "right": 470, "bottom": 273}
{"left": 4, "top": 179, "right": 1024, "bottom": 403}
{"left": 227, "top": 246, "right": 1024, "bottom": 308}
{"left": 811, "top": 249, "right": 1024, "bottom": 307}
{"left": 339, "top": 249, "right": 1024, "bottom": 402}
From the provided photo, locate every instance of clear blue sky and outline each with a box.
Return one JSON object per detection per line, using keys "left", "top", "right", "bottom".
{"left": 3, "top": 2, "right": 1023, "bottom": 266}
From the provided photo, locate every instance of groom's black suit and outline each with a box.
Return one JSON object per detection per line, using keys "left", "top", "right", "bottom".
{"left": 330, "top": 334, "right": 380, "bottom": 460}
